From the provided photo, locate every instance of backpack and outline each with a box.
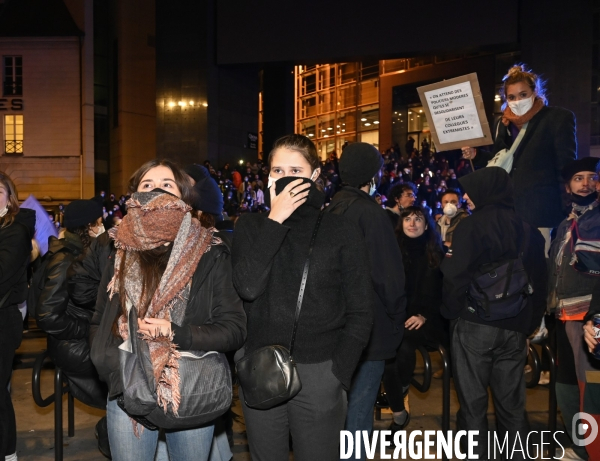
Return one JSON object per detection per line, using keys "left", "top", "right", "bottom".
{"left": 466, "top": 229, "right": 533, "bottom": 321}
{"left": 27, "top": 247, "right": 69, "bottom": 318}
{"left": 571, "top": 219, "right": 600, "bottom": 276}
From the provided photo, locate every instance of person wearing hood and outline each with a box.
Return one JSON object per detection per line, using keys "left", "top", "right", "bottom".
{"left": 435, "top": 189, "right": 470, "bottom": 248}
{"left": 327, "top": 142, "right": 406, "bottom": 460}
{"left": 232, "top": 134, "right": 374, "bottom": 461}
{"left": 549, "top": 157, "right": 600, "bottom": 460}
{"left": 440, "top": 167, "right": 547, "bottom": 458}
{"left": 0, "top": 172, "right": 34, "bottom": 461}
{"left": 462, "top": 64, "right": 576, "bottom": 251}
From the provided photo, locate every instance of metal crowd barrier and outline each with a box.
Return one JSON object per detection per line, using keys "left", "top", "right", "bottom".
{"left": 31, "top": 350, "right": 75, "bottom": 461}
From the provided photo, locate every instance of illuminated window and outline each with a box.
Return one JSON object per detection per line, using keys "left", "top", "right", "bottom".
{"left": 4, "top": 115, "right": 24, "bottom": 154}
{"left": 3, "top": 56, "right": 22, "bottom": 96}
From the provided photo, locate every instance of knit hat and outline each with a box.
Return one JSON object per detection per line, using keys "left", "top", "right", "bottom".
{"left": 63, "top": 199, "right": 103, "bottom": 228}
{"left": 184, "top": 164, "right": 224, "bottom": 217}
{"left": 562, "top": 157, "right": 600, "bottom": 182}
{"left": 339, "top": 142, "right": 383, "bottom": 187}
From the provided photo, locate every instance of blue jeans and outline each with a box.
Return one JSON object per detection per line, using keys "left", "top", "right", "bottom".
{"left": 107, "top": 398, "right": 215, "bottom": 461}
{"left": 344, "top": 360, "right": 385, "bottom": 461}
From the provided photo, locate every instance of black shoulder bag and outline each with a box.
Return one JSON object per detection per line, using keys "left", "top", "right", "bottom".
{"left": 236, "top": 211, "right": 324, "bottom": 410}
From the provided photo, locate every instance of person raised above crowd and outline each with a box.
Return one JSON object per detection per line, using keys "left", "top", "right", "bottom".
{"left": 462, "top": 64, "right": 577, "bottom": 252}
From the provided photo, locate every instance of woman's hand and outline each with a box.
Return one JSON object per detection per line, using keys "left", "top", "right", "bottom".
{"left": 138, "top": 318, "right": 172, "bottom": 337}
{"left": 461, "top": 147, "right": 477, "bottom": 160}
{"left": 268, "top": 179, "right": 311, "bottom": 224}
{"left": 405, "top": 315, "right": 426, "bottom": 330}
{"left": 584, "top": 320, "right": 598, "bottom": 353}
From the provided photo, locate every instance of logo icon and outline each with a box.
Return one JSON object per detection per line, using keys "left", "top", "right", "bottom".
{"left": 573, "top": 412, "right": 599, "bottom": 446}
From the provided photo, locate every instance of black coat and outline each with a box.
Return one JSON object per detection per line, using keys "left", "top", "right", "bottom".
{"left": 441, "top": 168, "right": 548, "bottom": 335}
{"left": 0, "top": 208, "right": 34, "bottom": 308}
{"left": 90, "top": 241, "right": 246, "bottom": 398}
{"left": 36, "top": 232, "right": 107, "bottom": 408}
{"left": 327, "top": 186, "right": 407, "bottom": 361}
{"left": 232, "top": 184, "right": 374, "bottom": 389}
{"left": 475, "top": 106, "right": 577, "bottom": 228}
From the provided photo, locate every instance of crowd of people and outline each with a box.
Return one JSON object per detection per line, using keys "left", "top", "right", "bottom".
{"left": 0, "top": 63, "right": 598, "bottom": 461}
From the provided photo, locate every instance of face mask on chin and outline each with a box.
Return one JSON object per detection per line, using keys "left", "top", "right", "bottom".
{"left": 0, "top": 206, "right": 7, "bottom": 218}
{"left": 89, "top": 224, "right": 105, "bottom": 238}
{"left": 570, "top": 192, "right": 598, "bottom": 206}
{"left": 508, "top": 95, "right": 535, "bottom": 117}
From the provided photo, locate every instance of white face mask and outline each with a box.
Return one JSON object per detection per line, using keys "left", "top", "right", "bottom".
{"left": 267, "top": 175, "right": 277, "bottom": 190}
{"left": 0, "top": 206, "right": 7, "bottom": 218}
{"left": 508, "top": 95, "right": 535, "bottom": 117}
{"left": 443, "top": 203, "right": 458, "bottom": 217}
{"left": 89, "top": 224, "right": 105, "bottom": 238}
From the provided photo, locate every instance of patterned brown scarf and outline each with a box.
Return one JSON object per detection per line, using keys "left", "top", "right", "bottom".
{"left": 107, "top": 190, "right": 216, "bottom": 418}
{"left": 501, "top": 97, "right": 545, "bottom": 130}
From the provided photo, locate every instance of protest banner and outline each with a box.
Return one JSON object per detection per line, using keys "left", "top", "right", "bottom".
{"left": 417, "top": 73, "right": 492, "bottom": 151}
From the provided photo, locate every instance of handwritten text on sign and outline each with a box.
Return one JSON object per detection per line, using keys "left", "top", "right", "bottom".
{"left": 424, "top": 81, "right": 483, "bottom": 144}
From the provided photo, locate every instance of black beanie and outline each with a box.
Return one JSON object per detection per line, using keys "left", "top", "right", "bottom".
{"left": 562, "top": 157, "right": 600, "bottom": 182}
{"left": 63, "top": 199, "right": 103, "bottom": 228}
{"left": 184, "top": 164, "right": 224, "bottom": 217}
{"left": 339, "top": 142, "right": 383, "bottom": 187}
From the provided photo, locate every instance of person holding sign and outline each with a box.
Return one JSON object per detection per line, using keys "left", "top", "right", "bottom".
{"left": 462, "top": 64, "right": 576, "bottom": 250}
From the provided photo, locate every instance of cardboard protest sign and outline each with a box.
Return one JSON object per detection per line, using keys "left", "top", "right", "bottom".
{"left": 417, "top": 73, "right": 492, "bottom": 151}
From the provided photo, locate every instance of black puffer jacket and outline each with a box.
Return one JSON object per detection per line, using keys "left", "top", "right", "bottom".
{"left": 90, "top": 242, "right": 246, "bottom": 398}
{"left": 327, "top": 186, "right": 407, "bottom": 361}
{"left": 0, "top": 208, "right": 34, "bottom": 308}
{"left": 36, "top": 232, "right": 107, "bottom": 408}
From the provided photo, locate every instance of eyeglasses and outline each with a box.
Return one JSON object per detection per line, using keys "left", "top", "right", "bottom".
{"left": 402, "top": 193, "right": 416, "bottom": 198}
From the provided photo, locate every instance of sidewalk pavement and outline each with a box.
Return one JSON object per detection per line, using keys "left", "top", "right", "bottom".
{"left": 12, "top": 322, "right": 569, "bottom": 460}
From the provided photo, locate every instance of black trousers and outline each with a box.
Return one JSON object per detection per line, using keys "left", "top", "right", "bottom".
{"left": 240, "top": 360, "right": 346, "bottom": 461}
{"left": 0, "top": 306, "right": 23, "bottom": 457}
{"left": 383, "top": 324, "right": 440, "bottom": 412}
{"left": 452, "top": 318, "right": 528, "bottom": 460}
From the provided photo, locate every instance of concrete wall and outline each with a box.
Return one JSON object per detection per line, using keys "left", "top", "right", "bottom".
{"left": 0, "top": 37, "right": 82, "bottom": 202}
{"left": 110, "top": 0, "right": 156, "bottom": 194}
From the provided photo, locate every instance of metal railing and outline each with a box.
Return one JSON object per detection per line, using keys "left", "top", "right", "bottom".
{"left": 4, "top": 140, "right": 23, "bottom": 154}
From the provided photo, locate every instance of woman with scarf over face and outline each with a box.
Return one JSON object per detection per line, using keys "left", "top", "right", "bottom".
{"left": 382, "top": 206, "right": 446, "bottom": 433}
{"left": 232, "top": 134, "right": 374, "bottom": 461}
{"left": 89, "top": 159, "right": 246, "bottom": 461}
{"left": 461, "top": 64, "right": 577, "bottom": 252}
{"left": 0, "top": 172, "right": 34, "bottom": 461}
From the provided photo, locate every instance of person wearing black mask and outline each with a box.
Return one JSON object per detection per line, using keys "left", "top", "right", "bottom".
{"left": 232, "top": 134, "right": 374, "bottom": 461}
{"left": 548, "top": 157, "right": 600, "bottom": 460}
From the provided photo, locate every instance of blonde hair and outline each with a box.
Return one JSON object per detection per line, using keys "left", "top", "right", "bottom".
{"left": 501, "top": 64, "right": 547, "bottom": 107}
{"left": 0, "top": 171, "right": 20, "bottom": 228}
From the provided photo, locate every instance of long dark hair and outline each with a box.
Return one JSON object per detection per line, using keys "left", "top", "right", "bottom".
{"left": 396, "top": 206, "right": 444, "bottom": 268}
{"left": 117, "top": 159, "right": 191, "bottom": 320}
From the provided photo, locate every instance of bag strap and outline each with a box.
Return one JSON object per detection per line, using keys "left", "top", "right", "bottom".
{"left": 0, "top": 290, "right": 11, "bottom": 310}
{"left": 289, "top": 210, "right": 324, "bottom": 358}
